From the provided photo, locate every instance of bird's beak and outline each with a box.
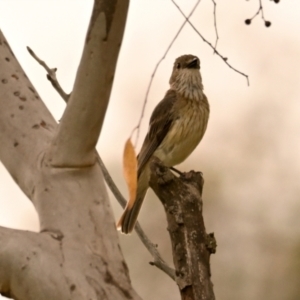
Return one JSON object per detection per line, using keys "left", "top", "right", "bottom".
{"left": 187, "top": 57, "right": 199, "bottom": 69}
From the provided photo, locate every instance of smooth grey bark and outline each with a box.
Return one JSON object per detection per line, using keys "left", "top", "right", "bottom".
{"left": 0, "top": 1, "right": 142, "bottom": 299}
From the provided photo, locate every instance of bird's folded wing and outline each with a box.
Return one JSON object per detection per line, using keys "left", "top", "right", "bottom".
{"left": 137, "top": 89, "right": 177, "bottom": 177}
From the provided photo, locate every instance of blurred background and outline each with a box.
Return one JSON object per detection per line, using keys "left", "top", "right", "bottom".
{"left": 0, "top": 0, "right": 300, "bottom": 299}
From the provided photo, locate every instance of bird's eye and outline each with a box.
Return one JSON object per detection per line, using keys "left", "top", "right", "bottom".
{"left": 176, "top": 63, "right": 181, "bottom": 69}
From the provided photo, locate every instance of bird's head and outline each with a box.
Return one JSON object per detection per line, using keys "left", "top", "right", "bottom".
{"left": 169, "top": 54, "right": 204, "bottom": 100}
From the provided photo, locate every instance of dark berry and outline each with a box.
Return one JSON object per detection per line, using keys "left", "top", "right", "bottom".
{"left": 274, "top": 0, "right": 280, "bottom": 3}
{"left": 265, "top": 21, "right": 271, "bottom": 27}
{"left": 245, "top": 19, "right": 251, "bottom": 25}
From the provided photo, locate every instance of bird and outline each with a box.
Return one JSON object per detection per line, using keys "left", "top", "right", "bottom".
{"left": 117, "top": 54, "right": 210, "bottom": 234}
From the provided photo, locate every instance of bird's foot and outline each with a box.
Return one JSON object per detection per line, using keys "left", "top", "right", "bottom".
{"left": 170, "top": 167, "right": 184, "bottom": 176}
{"left": 170, "top": 167, "right": 203, "bottom": 180}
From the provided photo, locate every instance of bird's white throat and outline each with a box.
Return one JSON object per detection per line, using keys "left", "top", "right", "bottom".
{"left": 172, "top": 69, "right": 204, "bottom": 101}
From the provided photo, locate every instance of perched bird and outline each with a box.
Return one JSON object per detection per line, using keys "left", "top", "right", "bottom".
{"left": 117, "top": 54, "right": 210, "bottom": 234}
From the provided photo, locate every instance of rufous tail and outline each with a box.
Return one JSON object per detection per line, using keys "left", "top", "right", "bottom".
{"left": 117, "top": 169, "right": 149, "bottom": 234}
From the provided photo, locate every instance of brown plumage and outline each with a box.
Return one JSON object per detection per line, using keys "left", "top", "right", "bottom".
{"left": 117, "top": 54, "right": 210, "bottom": 234}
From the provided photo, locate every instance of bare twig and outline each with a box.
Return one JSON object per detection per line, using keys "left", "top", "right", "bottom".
{"left": 98, "top": 156, "right": 176, "bottom": 280}
{"left": 27, "top": 47, "right": 175, "bottom": 281}
{"left": 97, "top": 156, "right": 127, "bottom": 208}
{"left": 133, "top": 0, "right": 201, "bottom": 147}
{"left": 250, "top": 0, "right": 263, "bottom": 21}
{"left": 27, "top": 47, "right": 70, "bottom": 101}
{"left": 259, "top": 0, "right": 265, "bottom": 20}
{"left": 172, "top": 0, "right": 250, "bottom": 86}
{"left": 252, "top": 0, "right": 265, "bottom": 21}
{"left": 211, "top": 0, "right": 219, "bottom": 52}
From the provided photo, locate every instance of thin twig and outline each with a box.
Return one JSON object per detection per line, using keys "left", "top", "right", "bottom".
{"left": 211, "top": 0, "right": 219, "bottom": 52}
{"left": 251, "top": 0, "right": 265, "bottom": 21}
{"left": 27, "top": 47, "right": 175, "bottom": 281}
{"left": 27, "top": 47, "right": 70, "bottom": 101}
{"left": 98, "top": 156, "right": 127, "bottom": 208}
{"left": 259, "top": 0, "right": 265, "bottom": 20}
{"left": 98, "top": 156, "right": 176, "bottom": 280}
{"left": 172, "top": 0, "right": 250, "bottom": 86}
{"left": 245, "top": 0, "right": 272, "bottom": 27}
{"left": 133, "top": 0, "right": 201, "bottom": 147}
{"left": 250, "top": 2, "right": 262, "bottom": 21}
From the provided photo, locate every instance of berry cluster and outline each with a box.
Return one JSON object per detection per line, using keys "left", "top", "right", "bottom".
{"left": 245, "top": 19, "right": 271, "bottom": 27}
{"left": 244, "top": 0, "right": 280, "bottom": 28}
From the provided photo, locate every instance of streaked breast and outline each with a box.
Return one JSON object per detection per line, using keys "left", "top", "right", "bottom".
{"left": 155, "top": 97, "right": 209, "bottom": 166}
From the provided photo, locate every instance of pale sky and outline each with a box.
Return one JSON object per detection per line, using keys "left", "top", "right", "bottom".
{"left": 0, "top": 1, "right": 300, "bottom": 300}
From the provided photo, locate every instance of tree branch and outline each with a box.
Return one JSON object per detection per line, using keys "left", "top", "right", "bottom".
{"left": 0, "top": 30, "right": 57, "bottom": 200}
{"left": 0, "top": 226, "right": 66, "bottom": 300}
{"left": 47, "top": 0, "right": 129, "bottom": 167}
{"left": 149, "top": 158, "right": 216, "bottom": 300}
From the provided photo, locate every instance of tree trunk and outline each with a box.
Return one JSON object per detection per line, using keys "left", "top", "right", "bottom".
{"left": 0, "top": 1, "right": 142, "bottom": 299}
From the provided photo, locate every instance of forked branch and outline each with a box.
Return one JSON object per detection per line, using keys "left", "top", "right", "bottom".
{"left": 27, "top": 47, "right": 176, "bottom": 281}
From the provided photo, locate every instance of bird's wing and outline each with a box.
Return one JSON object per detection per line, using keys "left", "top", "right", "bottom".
{"left": 137, "top": 89, "right": 177, "bottom": 177}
